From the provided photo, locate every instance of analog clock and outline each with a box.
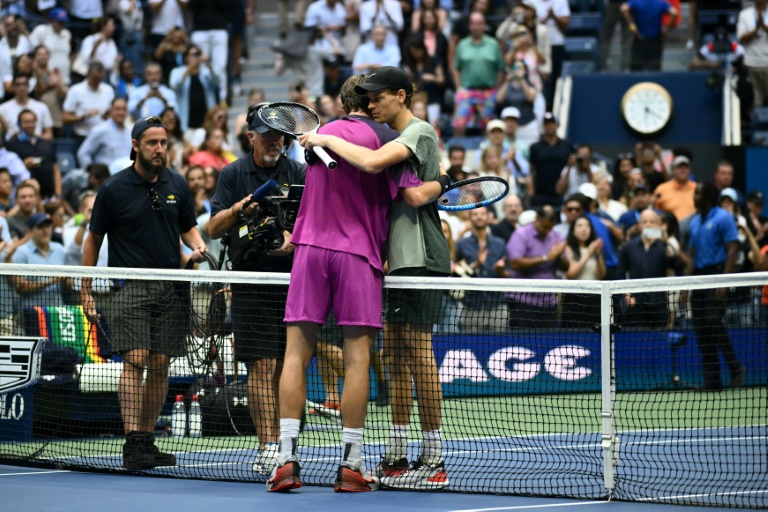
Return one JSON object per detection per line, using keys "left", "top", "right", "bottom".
{"left": 620, "top": 82, "right": 673, "bottom": 135}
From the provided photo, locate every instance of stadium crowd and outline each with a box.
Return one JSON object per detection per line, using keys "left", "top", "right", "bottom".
{"left": 0, "top": 0, "right": 766, "bottom": 341}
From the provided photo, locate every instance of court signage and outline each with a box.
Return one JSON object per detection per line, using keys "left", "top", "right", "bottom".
{"left": 0, "top": 393, "right": 25, "bottom": 420}
{"left": 0, "top": 337, "right": 46, "bottom": 394}
{"left": 433, "top": 333, "right": 602, "bottom": 397}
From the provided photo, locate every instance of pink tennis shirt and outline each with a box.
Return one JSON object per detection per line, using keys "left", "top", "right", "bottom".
{"left": 291, "top": 115, "right": 421, "bottom": 273}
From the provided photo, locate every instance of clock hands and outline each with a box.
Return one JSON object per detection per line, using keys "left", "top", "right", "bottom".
{"left": 644, "top": 106, "right": 663, "bottom": 120}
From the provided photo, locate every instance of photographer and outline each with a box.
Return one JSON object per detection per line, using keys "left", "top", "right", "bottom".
{"left": 208, "top": 102, "right": 306, "bottom": 476}
{"left": 127, "top": 63, "right": 179, "bottom": 120}
{"left": 555, "top": 144, "right": 599, "bottom": 198}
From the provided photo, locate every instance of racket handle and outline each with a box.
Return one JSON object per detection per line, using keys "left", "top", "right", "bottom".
{"left": 313, "top": 146, "right": 337, "bottom": 169}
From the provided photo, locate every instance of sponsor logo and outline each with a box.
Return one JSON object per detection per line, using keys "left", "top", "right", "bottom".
{"left": 0, "top": 337, "right": 44, "bottom": 393}
{"left": 0, "top": 393, "right": 25, "bottom": 421}
{"left": 438, "top": 345, "right": 593, "bottom": 384}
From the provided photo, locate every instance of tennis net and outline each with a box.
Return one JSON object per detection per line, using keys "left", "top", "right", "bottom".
{"left": 0, "top": 264, "right": 765, "bottom": 508}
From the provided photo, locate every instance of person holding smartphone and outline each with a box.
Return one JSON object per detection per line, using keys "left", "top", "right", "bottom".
{"left": 616, "top": 209, "right": 680, "bottom": 329}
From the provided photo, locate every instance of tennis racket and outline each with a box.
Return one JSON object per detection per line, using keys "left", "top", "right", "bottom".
{"left": 437, "top": 176, "right": 510, "bottom": 211}
{"left": 258, "top": 102, "right": 338, "bottom": 169}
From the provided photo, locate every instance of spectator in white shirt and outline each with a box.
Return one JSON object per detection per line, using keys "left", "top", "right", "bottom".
{"left": 62, "top": 61, "right": 116, "bottom": 141}
{"left": 128, "top": 63, "right": 179, "bottom": 119}
{"left": 0, "top": 74, "right": 54, "bottom": 139}
{"left": 359, "top": 0, "right": 404, "bottom": 49}
{"left": 534, "top": 0, "right": 569, "bottom": 109}
{"left": 555, "top": 144, "right": 598, "bottom": 198}
{"left": 149, "top": 0, "right": 188, "bottom": 48}
{"left": 76, "top": 98, "right": 132, "bottom": 169}
{"left": 737, "top": 0, "right": 768, "bottom": 112}
{"left": 0, "top": 14, "right": 32, "bottom": 62}
{"left": 352, "top": 24, "right": 402, "bottom": 73}
{"left": 29, "top": 8, "right": 73, "bottom": 85}
{"left": 304, "top": 0, "right": 347, "bottom": 49}
{"left": 79, "top": 16, "right": 120, "bottom": 79}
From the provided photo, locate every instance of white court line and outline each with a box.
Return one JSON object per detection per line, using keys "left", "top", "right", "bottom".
{"left": 449, "top": 501, "right": 610, "bottom": 512}
{"left": 637, "top": 489, "right": 768, "bottom": 501}
{"left": 625, "top": 435, "right": 768, "bottom": 447}
{"left": 0, "top": 470, "right": 71, "bottom": 476}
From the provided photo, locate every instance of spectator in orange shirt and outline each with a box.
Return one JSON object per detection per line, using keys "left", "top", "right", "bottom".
{"left": 654, "top": 155, "right": 696, "bottom": 220}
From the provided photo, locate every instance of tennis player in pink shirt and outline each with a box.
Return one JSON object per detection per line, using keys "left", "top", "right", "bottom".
{"left": 267, "top": 75, "right": 439, "bottom": 493}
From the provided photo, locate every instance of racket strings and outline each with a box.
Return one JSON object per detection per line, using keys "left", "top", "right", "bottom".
{"left": 440, "top": 180, "right": 508, "bottom": 207}
{"left": 260, "top": 104, "right": 319, "bottom": 135}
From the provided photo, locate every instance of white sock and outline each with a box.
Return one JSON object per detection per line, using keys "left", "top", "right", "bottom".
{"left": 342, "top": 427, "right": 364, "bottom": 462}
{"left": 279, "top": 418, "right": 301, "bottom": 459}
{"left": 422, "top": 429, "right": 442, "bottom": 465}
{"left": 385, "top": 424, "right": 409, "bottom": 462}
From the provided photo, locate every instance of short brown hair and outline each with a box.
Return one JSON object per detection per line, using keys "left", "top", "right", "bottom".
{"left": 340, "top": 75, "right": 371, "bottom": 116}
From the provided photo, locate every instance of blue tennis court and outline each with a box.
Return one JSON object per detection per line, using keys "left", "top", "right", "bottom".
{"left": 2, "top": 462, "right": 765, "bottom": 512}
{"left": 8, "top": 425, "right": 764, "bottom": 510}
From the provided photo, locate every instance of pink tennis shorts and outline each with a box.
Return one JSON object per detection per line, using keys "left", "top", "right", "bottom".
{"left": 284, "top": 244, "right": 383, "bottom": 328}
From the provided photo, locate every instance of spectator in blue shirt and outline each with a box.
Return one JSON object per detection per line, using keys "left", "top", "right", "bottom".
{"left": 127, "top": 63, "right": 179, "bottom": 120}
{"left": 455, "top": 207, "right": 509, "bottom": 333}
{"left": 687, "top": 181, "right": 744, "bottom": 391}
{"left": 10, "top": 213, "right": 67, "bottom": 309}
{"left": 621, "top": 0, "right": 678, "bottom": 71}
{"left": 352, "top": 25, "right": 402, "bottom": 74}
{"left": 76, "top": 98, "right": 132, "bottom": 169}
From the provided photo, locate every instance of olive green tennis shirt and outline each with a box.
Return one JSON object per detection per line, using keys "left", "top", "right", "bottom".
{"left": 387, "top": 117, "right": 451, "bottom": 275}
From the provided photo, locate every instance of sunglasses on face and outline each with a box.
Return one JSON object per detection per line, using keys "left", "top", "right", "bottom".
{"left": 566, "top": 207, "right": 582, "bottom": 213}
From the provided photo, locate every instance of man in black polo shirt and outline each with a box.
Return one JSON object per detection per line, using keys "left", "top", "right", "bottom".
{"left": 208, "top": 102, "right": 306, "bottom": 477}
{"left": 528, "top": 113, "right": 574, "bottom": 207}
{"left": 616, "top": 209, "right": 680, "bottom": 329}
{"left": 80, "top": 117, "right": 207, "bottom": 471}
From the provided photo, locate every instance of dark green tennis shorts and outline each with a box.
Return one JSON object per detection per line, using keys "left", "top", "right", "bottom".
{"left": 385, "top": 267, "right": 446, "bottom": 326}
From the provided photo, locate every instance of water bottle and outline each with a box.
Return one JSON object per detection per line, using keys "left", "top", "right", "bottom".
{"left": 172, "top": 394, "right": 186, "bottom": 438}
{"left": 188, "top": 394, "right": 202, "bottom": 438}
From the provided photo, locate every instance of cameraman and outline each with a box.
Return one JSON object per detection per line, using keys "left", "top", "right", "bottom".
{"left": 208, "top": 102, "right": 306, "bottom": 476}
{"left": 555, "top": 144, "right": 599, "bottom": 198}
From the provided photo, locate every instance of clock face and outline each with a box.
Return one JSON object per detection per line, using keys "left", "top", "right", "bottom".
{"left": 621, "top": 82, "right": 673, "bottom": 135}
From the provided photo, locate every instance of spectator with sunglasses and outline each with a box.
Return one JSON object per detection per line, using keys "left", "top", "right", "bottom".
{"left": 81, "top": 116, "right": 207, "bottom": 472}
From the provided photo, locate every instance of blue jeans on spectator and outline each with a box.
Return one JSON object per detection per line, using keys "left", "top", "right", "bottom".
{"left": 121, "top": 29, "right": 145, "bottom": 77}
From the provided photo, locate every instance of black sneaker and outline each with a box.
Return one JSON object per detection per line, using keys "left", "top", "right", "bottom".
{"left": 144, "top": 433, "right": 177, "bottom": 467}
{"left": 123, "top": 432, "right": 157, "bottom": 471}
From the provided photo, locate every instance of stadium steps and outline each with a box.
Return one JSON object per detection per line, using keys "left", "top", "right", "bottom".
{"left": 229, "top": 12, "right": 293, "bottom": 131}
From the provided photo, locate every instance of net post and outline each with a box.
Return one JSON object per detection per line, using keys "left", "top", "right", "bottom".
{"left": 600, "top": 282, "right": 617, "bottom": 497}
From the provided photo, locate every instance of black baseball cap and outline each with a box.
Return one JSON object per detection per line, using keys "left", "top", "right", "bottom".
{"left": 247, "top": 102, "right": 271, "bottom": 134}
{"left": 354, "top": 66, "right": 413, "bottom": 95}
{"left": 130, "top": 116, "right": 167, "bottom": 160}
{"left": 748, "top": 189, "right": 765, "bottom": 204}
